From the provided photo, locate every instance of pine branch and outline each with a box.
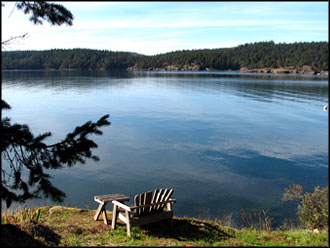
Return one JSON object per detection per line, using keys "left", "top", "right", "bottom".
{"left": 1, "top": 105, "right": 110, "bottom": 207}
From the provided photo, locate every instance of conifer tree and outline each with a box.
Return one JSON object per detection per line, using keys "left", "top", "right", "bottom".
{"left": 1, "top": 2, "right": 110, "bottom": 207}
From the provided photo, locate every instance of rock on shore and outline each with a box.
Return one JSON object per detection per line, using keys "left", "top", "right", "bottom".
{"left": 127, "top": 64, "right": 328, "bottom": 75}
{"left": 127, "top": 63, "right": 201, "bottom": 71}
{"left": 240, "top": 66, "right": 328, "bottom": 75}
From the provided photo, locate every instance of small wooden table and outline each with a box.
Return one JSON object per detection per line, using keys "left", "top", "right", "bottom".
{"left": 94, "top": 193, "right": 130, "bottom": 225}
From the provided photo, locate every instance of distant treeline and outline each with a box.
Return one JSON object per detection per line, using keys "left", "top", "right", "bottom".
{"left": 1, "top": 49, "right": 138, "bottom": 70}
{"left": 2, "top": 41, "right": 328, "bottom": 72}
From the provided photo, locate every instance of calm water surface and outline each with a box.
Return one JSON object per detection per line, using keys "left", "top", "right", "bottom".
{"left": 2, "top": 70, "right": 328, "bottom": 227}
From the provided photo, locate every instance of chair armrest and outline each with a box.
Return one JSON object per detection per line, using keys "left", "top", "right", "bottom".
{"left": 112, "top": 200, "right": 132, "bottom": 212}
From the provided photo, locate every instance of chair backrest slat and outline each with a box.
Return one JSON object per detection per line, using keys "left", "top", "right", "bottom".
{"left": 134, "top": 194, "right": 140, "bottom": 215}
{"left": 134, "top": 190, "right": 152, "bottom": 216}
{"left": 141, "top": 191, "right": 153, "bottom": 216}
{"left": 152, "top": 188, "right": 164, "bottom": 212}
{"left": 155, "top": 188, "right": 168, "bottom": 211}
{"left": 158, "top": 188, "right": 174, "bottom": 211}
{"left": 149, "top": 188, "right": 159, "bottom": 213}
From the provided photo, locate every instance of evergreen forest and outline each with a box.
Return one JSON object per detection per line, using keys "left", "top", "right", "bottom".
{"left": 1, "top": 41, "right": 328, "bottom": 72}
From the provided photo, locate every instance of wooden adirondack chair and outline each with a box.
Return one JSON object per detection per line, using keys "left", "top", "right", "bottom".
{"left": 111, "top": 188, "right": 176, "bottom": 236}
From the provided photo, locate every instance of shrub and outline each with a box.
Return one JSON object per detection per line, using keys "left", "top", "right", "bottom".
{"left": 282, "top": 184, "right": 328, "bottom": 230}
{"left": 240, "top": 208, "right": 273, "bottom": 231}
{"left": 1, "top": 208, "right": 41, "bottom": 224}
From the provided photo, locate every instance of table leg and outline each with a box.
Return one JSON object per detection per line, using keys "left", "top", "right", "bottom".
{"left": 102, "top": 205, "right": 108, "bottom": 225}
{"left": 94, "top": 203, "right": 104, "bottom": 221}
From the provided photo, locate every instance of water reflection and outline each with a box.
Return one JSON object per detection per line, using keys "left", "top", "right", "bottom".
{"left": 2, "top": 70, "right": 328, "bottom": 105}
{"left": 2, "top": 70, "right": 135, "bottom": 93}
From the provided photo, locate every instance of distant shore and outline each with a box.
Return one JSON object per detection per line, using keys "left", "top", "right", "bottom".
{"left": 3, "top": 66, "right": 329, "bottom": 76}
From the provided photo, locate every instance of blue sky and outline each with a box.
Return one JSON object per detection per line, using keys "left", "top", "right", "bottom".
{"left": 1, "top": 1, "right": 328, "bottom": 55}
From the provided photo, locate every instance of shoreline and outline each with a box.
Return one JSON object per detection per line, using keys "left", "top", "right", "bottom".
{"left": 2, "top": 67, "right": 329, "bottom": 76}
{"left": 239, "top": 66, "right": 328, "bottom": 76}
{"left": 127, "top": 65, "right": 329, "bottom": 76}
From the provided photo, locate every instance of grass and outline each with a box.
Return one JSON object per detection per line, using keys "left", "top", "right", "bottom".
{"left": 1, "top": 205, "right": 329, "bottom": 247}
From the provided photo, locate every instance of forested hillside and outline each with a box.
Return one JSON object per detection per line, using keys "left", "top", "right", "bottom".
{"left": 1, "top": 49, "right": 140, "bottom": 70}
{"left": 2, "top": 41, "right": 328, "bottom": 72}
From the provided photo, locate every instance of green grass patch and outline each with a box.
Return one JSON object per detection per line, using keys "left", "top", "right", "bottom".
{"left": 1, "top": 206, "right": 328, "bottom": 247}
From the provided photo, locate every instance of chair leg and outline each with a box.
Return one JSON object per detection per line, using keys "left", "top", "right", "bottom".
{"left": 169, "top": 218, "right": 174, "bottom": 228}
{"left": 125, "top": 210, "right": 131, "bottom": 237}
{"left": 111, "top": 204, "right": 118, "bottom": 229}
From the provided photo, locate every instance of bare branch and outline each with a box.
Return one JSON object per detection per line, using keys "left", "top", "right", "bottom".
{"left": 1, "top": 33, "right": 29, "bottom": 48}
{"left": 8, "top": 2, "right": 18, "bottom": 18}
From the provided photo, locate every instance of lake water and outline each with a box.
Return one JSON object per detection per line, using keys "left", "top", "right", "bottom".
{"left": 1, "top": 70, "right": 328, "bottom": 227}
